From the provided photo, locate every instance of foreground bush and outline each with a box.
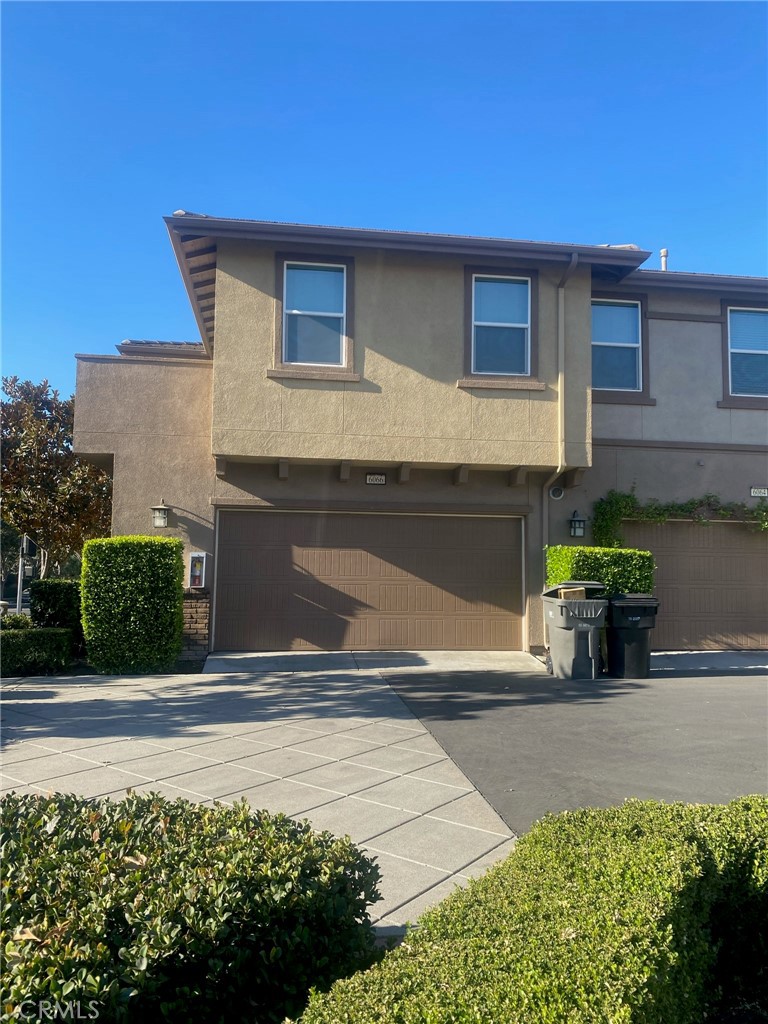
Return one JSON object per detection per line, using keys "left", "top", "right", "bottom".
{"left": 1, "top": 628, "right": 72, "bottom": 676}
{"left": 546, "top": 544, "right": 655, "bottom": 596}
{"left": 81, "top": 536, "right": 184, "bottom": 673}
{"left": 300, "top": 798, "right": 768, "bottom": 1024}
{"left": 0, "top": 613, "right": 33, "bottom": 630}
{"left": 1, "top": 793, "right": 381, "bottom": 1023}
{"left": 30, "top": 578, "right": 83, "bottom": 656}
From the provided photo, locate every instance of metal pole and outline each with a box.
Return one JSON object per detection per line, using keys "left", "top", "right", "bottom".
{"left": 16, "top": 536, "right": 25, "bottom": 614}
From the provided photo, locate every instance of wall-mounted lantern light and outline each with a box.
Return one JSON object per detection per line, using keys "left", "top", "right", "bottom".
{"left": 151, "top": 500, "right": 169, "bottom": 529}
{"left": 569, "top": 510, "right": 586, "bottom": 538}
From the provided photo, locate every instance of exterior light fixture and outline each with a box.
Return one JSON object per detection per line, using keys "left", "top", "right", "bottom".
{"left": 151, "top": 500, "right": 169, "bottom": 529}
{"left": 569, "top": 510, "right": 586, "bottom": 538}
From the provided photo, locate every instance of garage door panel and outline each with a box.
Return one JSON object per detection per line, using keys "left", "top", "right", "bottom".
{"left": 624, "top": 522, "right": 767, "bottom": 650}
{"left": 215, "top": 511, "right": 523, "bottom": 651}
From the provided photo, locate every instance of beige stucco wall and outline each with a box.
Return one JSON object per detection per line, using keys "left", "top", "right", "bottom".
{"left": 74, "top": 355, "right": 216, "bottom": 586}
{"left": 211, "top": 241, "right": 592, "bottom": 470}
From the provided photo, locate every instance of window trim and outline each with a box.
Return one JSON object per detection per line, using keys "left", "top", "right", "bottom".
{"left": 461, "top": 266, "right": 542, "bottom": 388}
{"left": 718, "top": 301, "right": 768, "bottom": 409}
{"left": 269, "top": 253, "right": 359, "bottom": 382}
{"left": 591, "top": 292, "right": 655, "bottom": 406}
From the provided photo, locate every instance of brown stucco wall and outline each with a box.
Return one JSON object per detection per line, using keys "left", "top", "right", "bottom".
{"left": 591, "top": 287, "right": 767, "bottom": 446}
{"left": 211, "top": 241, "right": 592, "bottom": 470}
{"left": 74, "top": 355, "right": 216, "bottom": 587}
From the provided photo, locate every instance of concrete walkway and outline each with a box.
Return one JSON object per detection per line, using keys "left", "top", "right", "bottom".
{"left": 1, "top": 652, "right": 527, "bottom": 936}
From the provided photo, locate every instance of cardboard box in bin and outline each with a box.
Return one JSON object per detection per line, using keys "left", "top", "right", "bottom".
{"left": 558, "top": 587, "right": 586, "bottom": 600}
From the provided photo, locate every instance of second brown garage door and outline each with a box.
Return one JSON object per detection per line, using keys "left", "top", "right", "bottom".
{"left": 624, "top": 521, "right": 768, "bottom": 650}
{"left": 215, "top": 510, "right": 523, "bottom": 651}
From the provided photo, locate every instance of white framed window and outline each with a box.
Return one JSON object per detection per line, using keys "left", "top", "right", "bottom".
{"left": 727, "top": 307, "right": 768, "bottom": 397}
{"left": 471, "top": 274, "right": 531, "bottom": 375}
{"left": 591, "top": 300, "right": 642, "bottom": 391}
{"left": 283, "top": 262, "right": 346, "bottom": 366}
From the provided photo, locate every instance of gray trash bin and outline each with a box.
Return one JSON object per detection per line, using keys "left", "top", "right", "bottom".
{"left": 606, "top": 595, "right": 660, "bottom": 679}
{"left": 542, "top": 581, "right": 608, "bottom": 680}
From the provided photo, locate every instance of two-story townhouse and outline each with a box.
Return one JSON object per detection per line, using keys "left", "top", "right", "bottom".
{"left": 73, "top": 214, "right": 768, "bottom": 655}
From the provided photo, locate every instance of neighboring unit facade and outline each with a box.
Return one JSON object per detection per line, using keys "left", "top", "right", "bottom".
{"left": 74, "top": 215, "right": 768, "bottom": 654}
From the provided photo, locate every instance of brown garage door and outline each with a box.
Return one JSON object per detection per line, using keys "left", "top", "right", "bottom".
{"left": 214, "top": 511, "right": 523, "bottom": 651}
{"left": 624, "top": 521, "right": 768, "bottom": 650}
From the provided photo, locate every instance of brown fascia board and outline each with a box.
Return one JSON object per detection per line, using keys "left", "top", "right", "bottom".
{"left": 165, "top": 220, "right": 215, "bottom": 355}
{"left": 164, "top": 214, "right": 651, "bottom": 271}
{"left": 624, "top": 268, "right": 768, "bottom": 296}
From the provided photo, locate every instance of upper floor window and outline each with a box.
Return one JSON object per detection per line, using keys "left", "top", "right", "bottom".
{"left": 591, "top": 300, "right": 642, "bottom": 391}
{"left": 728, "top": 308, "right": 768, "bottom": 397}
{"left": 472, "top": 275, "right": 531, "bottom": 375}
{"left": 283, "top": 262, "right": 346, "bottom": 365}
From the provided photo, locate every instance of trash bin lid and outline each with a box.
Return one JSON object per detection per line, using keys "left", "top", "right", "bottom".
{"left": 610, "top": 594, "right": 659, "bottom": 608}
{"left": 542, "top": 581, "right": 606, "bottom": 598}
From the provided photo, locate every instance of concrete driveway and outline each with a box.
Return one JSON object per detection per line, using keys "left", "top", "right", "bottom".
{"left": 1, "top": 653, "right": 518, "bottom": 938}
{"left": 2, "top": 649, "right": 765, "bottom": 933}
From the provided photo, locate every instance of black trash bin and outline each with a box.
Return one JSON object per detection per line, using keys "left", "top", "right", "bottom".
{"left": 606, "top": 595, "right": 660, "bottom": 679}
{"left": 542, "top": 581, "right": 608, "bottom": 680}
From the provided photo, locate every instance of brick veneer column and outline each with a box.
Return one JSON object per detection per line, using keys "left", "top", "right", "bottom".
{"left": 180, "top": 589, "right": 210, "bottom": 660}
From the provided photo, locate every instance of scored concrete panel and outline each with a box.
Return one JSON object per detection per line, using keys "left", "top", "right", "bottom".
{"left": 287, "top": 733, "right": 385, "bottom": 760}
{"left": 233, "top": 747, "right": 334, "bottom": 778}
{"left": 408, "top": 759, "right": 477, "bottom": 790}
{"left": 341, "top": 722, "right": 428, "bottom": 746}
{"left": 425, "top": 791, "right": 514, "bottom": 835}
{"left": 29, "top": 767, "right": 150, "bottom": 799}
{"left": 226, "top": 780, "right": 342, "bottom": 816}
{"left": 362, "top": 849, "right": 453, "bottom": 924}
{"left": 347, "top": 745, "right": 446, "bottom": 775}
{"left": 0, "top": 741, "right": 64, "bottom": 765}
{"left": 292, "top": 759, "right": 399, "bottom": 795}
{"left": 374, "top": 877, "right": 467, "bottom": 931}
{"left": 161, "top": 763, "right": 276, "bottom": 799}
{"left": 368, "top": 815, "right": 509, "bottom": 874}
{"left": 4, "top": 751, "right": 107, "bottom": 785}
{"left": 355, "top": 775, "right": 465, "bottom": 815}
{"left": 293, "top": 796, "right": 420, "bottom": 845}
{"left": 70, "top": 739, "right": 178, "bottom": 765}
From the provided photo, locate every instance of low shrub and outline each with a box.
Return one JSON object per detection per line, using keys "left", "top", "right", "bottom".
{"left": 30, "top": 578, "right": 83, "bottom": 655}
{"left": 1, "top": 628, "right": 72, "bottom": 676}
{"left": 81, "top": 536, "right": 184, "bottom": 673}
{"left": 300, "top": 798, "right": 768, "bottom": 1023}
{"left": 0, "top": 613, "right": 33, "bottom": 630}
{"left": 546, "top": 544, "right": 655, "bottom": 596}
{"left": 0, "top": 793, "right": 382, "bottom": 1024}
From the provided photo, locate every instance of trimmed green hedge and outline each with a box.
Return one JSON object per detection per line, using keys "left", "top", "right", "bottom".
{"left": 81, "top": 536, "right": 184, "bottom": 673}
{"left": 0, "top": 613, "right": 33, "bottom": 630}
{"left": 300, "top": 798, "right": 768, "bottom": 1024}
{"left": 1, "top": 793, "right": 382, "bottom": 1024}
{"left": 1, "top": 628, "right": 72, "bottom": 676}
{"left": 546, "top": 544, "right": 655, "bottom": 596}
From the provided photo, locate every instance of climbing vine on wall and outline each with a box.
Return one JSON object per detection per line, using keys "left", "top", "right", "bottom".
{"left": 591, "top": 490, "right": 768, "bottom": 547}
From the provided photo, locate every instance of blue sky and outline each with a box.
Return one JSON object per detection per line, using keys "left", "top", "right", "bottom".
{"left": 3, "top": 1, "right": 767, "bottom": 397}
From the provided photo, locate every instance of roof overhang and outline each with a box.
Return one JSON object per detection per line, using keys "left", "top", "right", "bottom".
{"left": 624, "top": 268, "right": 768, "bottom": 298}
{"left": 165, "top": 213, "right": 653, "bottom": 353}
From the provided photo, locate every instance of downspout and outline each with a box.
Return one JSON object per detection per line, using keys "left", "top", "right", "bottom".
{"left": 541, "top": 253, "right": 579, "bottom": 557}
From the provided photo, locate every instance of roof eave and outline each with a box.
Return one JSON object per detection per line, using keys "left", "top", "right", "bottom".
{"left": 164, "top": 215, "right": 651, "bottom": 270}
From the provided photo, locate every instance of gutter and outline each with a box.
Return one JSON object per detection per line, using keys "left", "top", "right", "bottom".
{"left": 541, "top": 252, "right": 580, "bottom": 559}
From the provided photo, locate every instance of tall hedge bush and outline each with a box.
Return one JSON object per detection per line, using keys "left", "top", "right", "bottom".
{"left": 300, "top": 797, "right": 768, "bottom": 1024}
{"left": 81, "top": 536, "right": 184, "bottom": 673}
{"left": 30, "top": 578, "right": 83, "bottom": 655}
{"left": 1, "top": 793, "right": 381, "bottom": 1024}
{"left": 546, "top": 544, "right": 655, "bottom": 596}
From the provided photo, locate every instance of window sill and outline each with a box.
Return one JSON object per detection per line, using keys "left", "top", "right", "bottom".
{"left": 592, "top": 390, "right": 656, "bottom": 406}
{"left": 456, "top": 377, "right": 547, "bottom": 391}
{"left": 267, "top": 367, "right": 361, "bottom": 383}
{"left": 717, "top": 395, "right": 768, "bottom": 410}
